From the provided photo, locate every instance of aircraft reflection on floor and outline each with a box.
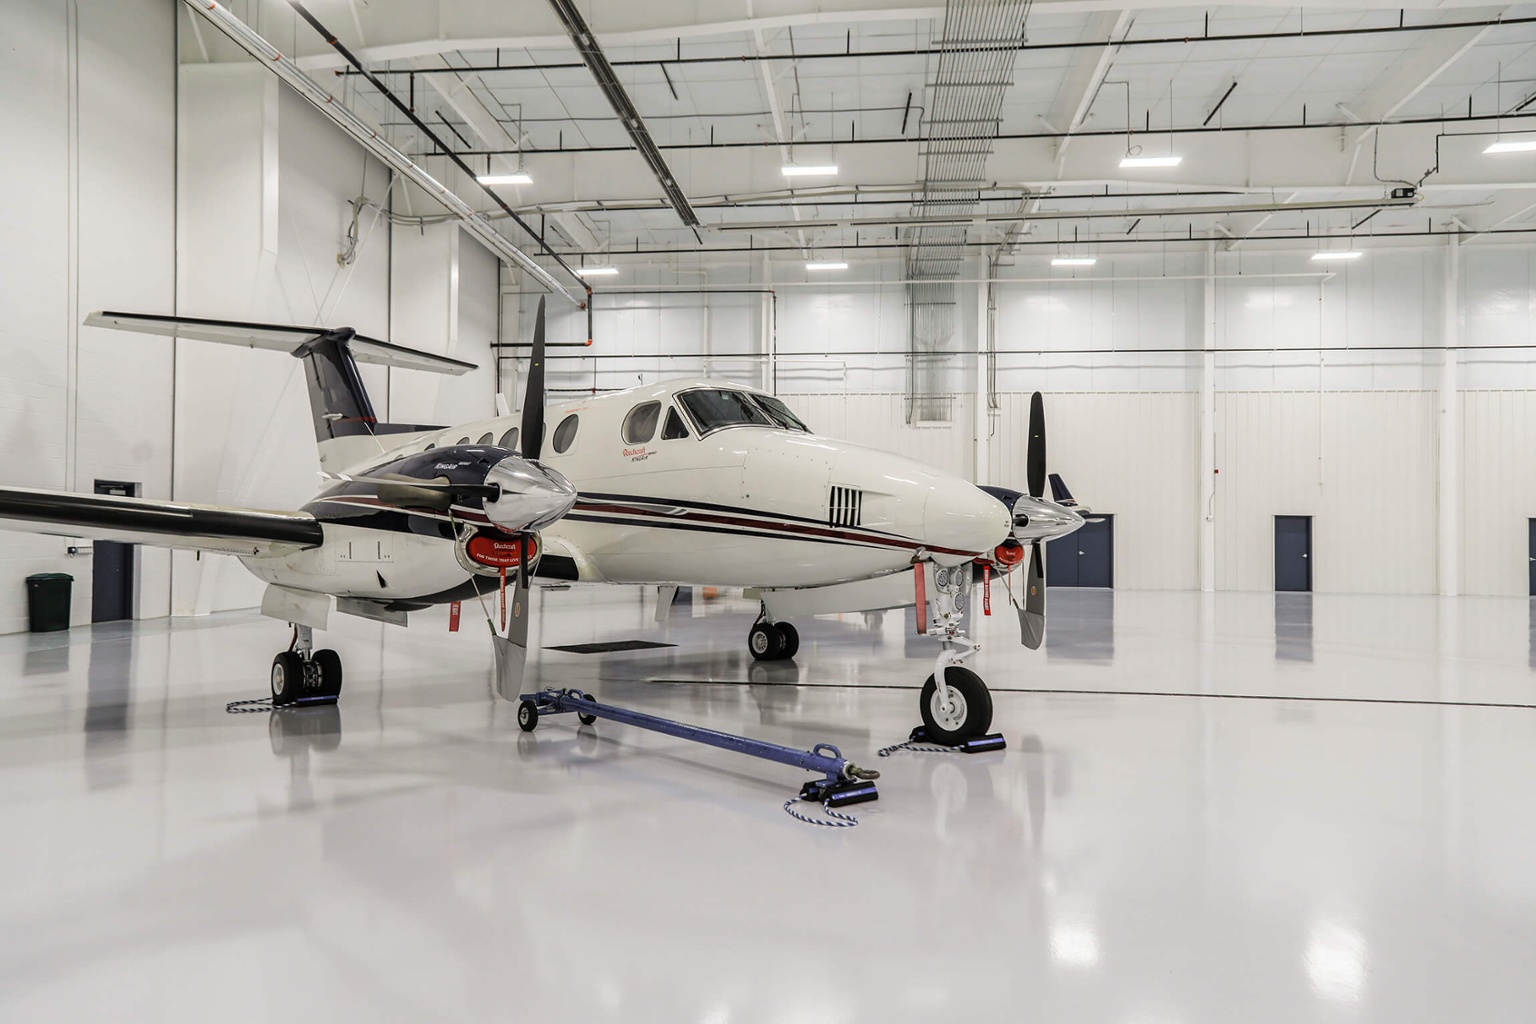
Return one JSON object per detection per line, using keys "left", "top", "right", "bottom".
{"left": 267, "top": 704, "right": 343, "bottom": 811}
{"left": 84, "top": 633, "right": 133, "bottom": 791}
{"left": 1528, "top": 599, "right": 1535, "bottom": 671}
{"left": 1045, "top": 589, "right": 1115, "bottom": 664}
{"left": 1276, "top": 592, "right": 1315, "bottom": 663}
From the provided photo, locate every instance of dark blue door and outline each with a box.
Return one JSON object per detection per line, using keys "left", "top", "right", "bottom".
{"left": 92, "top": 481, "right": 136, "bottom": 623}
{"left": 1047, "top": 514, "right": 1113, "bottom": 588}
{"left": 1529, "top": 518, "right": 1535, "bottom": 597}
{"left": 1275, "top": 515, "right": 1312, "bottom": 592}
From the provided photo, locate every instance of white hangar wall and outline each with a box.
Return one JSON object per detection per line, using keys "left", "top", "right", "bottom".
{"left": 523, "top": 242, "right": 1536, "bottom": 597}
{"left": 0, "top": 12, "right": 504, "bottom": 633}
{"left": 0, "top": 0, "right": 176, "bottom": 634}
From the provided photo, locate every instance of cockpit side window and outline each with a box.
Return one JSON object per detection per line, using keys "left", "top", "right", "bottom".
{"left": 661, "top": 406, "right": 690, "bottom": 440}
{"left": 677, "top": 389, "right": 773, "bottom": 435}
{"left": 750, "top": 394, "right": 811, "bottom": 433}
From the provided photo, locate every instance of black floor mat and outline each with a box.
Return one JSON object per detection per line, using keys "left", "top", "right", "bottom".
{"left": 546, "top": 640, "right": 677, "bottom": 655}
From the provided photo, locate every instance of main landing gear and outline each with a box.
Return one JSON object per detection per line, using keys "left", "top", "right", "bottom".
{"left": 270, "top": 624, "right": 344, "bottom": 708}
{"left": 748, "top": 614, "right": 799, "bottom": 661}
{"left": 916, "top": 563, "right": 1001, "bottom": 748}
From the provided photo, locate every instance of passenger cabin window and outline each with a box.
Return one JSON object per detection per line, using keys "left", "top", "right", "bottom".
{"left": 751, "top": 394, "right": 811, "bottom": 433}
{"left": 499, "top": 427, "right": 520, "bottom": 450}
{"left": 661, "top": 407, "right": 690, "bottom": 440}
{"left": 677, "top": 389, "right": 773, "bottom": 435}
{"left": 552, "top": 414, "right": 579, "bottom": 453}
{"left": 622, "top": 402, "right": 661, "bottom": 444}
{"left": 477, "top": 432, "right": 493, "bottom": 445}
{"left": 457, "top": 437, "right": 470, "bottom": 445}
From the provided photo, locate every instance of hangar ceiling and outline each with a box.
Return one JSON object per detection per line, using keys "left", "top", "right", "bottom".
{"left": 180, "top": 0, "right": 1536, "bottom": 276}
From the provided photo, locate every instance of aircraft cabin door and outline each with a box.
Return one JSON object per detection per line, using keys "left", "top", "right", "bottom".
{"left": 1275, "top": 515, "right": 1312, "bottom": 593}
{"left": 92, "top": 480, "right": 138, "bottom": 622}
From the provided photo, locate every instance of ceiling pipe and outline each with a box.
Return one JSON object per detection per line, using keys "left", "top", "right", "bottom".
{"left": 180, "top": 0, "right": 585, "bottom": 307}
{"left": 713, "top": 195, "right": 1424, "bottom": 233}
{"left": 435, "top": 109, "right": 1536, "bottom": 158}
{"left": 336, "top": 13, "right": 1536, "bottom": 78}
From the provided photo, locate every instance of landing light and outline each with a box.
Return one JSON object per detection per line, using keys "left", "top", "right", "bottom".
{"left": 477, "top": 172, "right": 533, "bottom": 185}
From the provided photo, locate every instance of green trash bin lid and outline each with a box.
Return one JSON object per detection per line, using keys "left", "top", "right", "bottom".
{"left": 26, "top": 573, "right": 74, "bottom": 583}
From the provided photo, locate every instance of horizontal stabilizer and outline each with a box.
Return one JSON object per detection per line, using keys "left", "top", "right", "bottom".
{"left": 85, "top": 311, "right": 476, "bottom": 375}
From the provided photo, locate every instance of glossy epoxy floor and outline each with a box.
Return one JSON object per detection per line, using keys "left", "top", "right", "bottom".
{"left": 3, "top": 588, "right": 1536, "bottom": 1022}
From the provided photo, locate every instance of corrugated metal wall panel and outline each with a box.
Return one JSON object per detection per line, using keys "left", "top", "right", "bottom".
{"left": 990, "top": 391, "right": 1200, "bottom": 590}
{"left": 1461, "top": 391, "right": 1536, "bottom": 596}
{"left": 1215, "top": 391, "right": 1435, "bottom": 593}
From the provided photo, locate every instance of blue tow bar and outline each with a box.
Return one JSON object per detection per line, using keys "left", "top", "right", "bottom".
{"left": 516, "top": 688, "right": 880, "bottom": 808}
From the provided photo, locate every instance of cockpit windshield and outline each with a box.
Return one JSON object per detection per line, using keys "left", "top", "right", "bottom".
{"left": 677, "top": 389, "right": 775, "bottom": 433}
{"left": 750, "top": 394, "right": 811, "bottom": 433}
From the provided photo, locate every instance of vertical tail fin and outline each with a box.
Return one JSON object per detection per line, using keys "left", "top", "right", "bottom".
{"left": 84, "top": 312, "right": 477, "bottom": 470}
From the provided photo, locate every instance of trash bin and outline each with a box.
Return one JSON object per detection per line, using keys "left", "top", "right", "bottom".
{"left": 25, "top": 573, "right": 73, "bottom": 633}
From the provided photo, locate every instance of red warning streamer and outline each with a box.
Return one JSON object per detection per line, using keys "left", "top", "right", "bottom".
{"left": 914, "top": 563, "right": 927, "bottom": 635}
{"left": 448, "top": 600, "right": 461, "bottom": 632}
{"left": 983, "top": 563, "right": 992, "bottom": 616}
{"left": 499, "top": 567, "right": 508, "bottom": 631}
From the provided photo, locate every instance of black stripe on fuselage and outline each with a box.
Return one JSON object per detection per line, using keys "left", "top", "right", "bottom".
{"left": 561, "top": 511, "right": 907, "bottom": 552}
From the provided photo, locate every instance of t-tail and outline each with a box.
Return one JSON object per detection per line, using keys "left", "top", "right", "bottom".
{"left": 84, "top": 311, "right": 475, "bottom": 472}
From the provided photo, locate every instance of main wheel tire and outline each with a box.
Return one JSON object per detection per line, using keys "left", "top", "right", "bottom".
{"left": 517, "top": 699, "right": 540, "bottom": 732}
{"left": 919, "top": 667, "right": 994, "bottom": 745}
{"left": 776, "top": 622, "right": 800, "bottom": 659}
{"left": 577, "top": 693, "right": 598, "bottom": 725}
{"left": 312, "top": 649, "right": 343, "bottom": 699}
{"left": 270, "top": 651, "right": 304, "bottom": 706}
{"left": 748, "top": 622, "right": 784, "bottom": 661}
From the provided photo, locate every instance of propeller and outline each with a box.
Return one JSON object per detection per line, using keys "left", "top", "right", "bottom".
{"left": 1018, "top": 391, "right": 1048, "bottom": 650}
{"left": 371, "top": 474, "right": 499, "bottom": 511}
{"left": 521, "top": 296, "right": 547, "bottom": 461}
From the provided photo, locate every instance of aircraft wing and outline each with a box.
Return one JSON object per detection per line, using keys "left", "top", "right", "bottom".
{"left": 0, "top": 486, "right": 324, "bottom": 557}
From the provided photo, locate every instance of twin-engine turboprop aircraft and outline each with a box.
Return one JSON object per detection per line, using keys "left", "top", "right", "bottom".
{"left": 0, "top": 300, "right": 1085, "bottom": 742}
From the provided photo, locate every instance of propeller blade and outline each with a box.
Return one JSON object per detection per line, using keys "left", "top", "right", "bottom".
{"left": 1027, "top": 391, "right": 1046, "bottom": 499}
{"left": 1017, "top": 541, "right": 1046, "bottom": 650}
{"left": 521, "top": 297, "right": 547, "bottom": 460}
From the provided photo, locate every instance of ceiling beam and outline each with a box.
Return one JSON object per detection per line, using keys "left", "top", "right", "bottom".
{"left": 1047, "top": 10, "right": 1131, "bottom": 169}
{"left": 544, "top": 0, "right": 699, "bottom": 227}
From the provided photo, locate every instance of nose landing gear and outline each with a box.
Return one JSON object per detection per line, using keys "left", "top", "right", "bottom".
{"left": 914, "top": 563, "right": 1002, "bottom": 748}
{"left": 748, "top": 614, "right": 799, "bottom": 661}
{"left": 270, "top": 624, "right": 344, "bottom": 707}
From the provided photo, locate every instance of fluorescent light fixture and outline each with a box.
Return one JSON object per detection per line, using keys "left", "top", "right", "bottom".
{"left": 806, "top": 261, "right": 848, "bottom": 270}
{"left": 1119, "top": 155, "right": 1182, "bottom": 168}
{"left": 1484, "top": 138, "right": 1536, "bottom": 153}
{"left": 577, "top": 266, "right": 619, "bottom": 276}
{"left": 1310, "top": 251, "right": 1363, "bottom": 262}
{"left": 477, "top": 172, "right": 533, "bottom": 185}
{"left": 1051, "top": 256, "right": 1097, "bottom": 267}
{"left": 782, "top": 164, "right": 838, "bottom": 177}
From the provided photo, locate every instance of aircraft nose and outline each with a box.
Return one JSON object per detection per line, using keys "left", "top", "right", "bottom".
{"left": 482, "top": 457, "right": 578, "bottom": 532}
{"left": 923, "top": 483, "right": 1012, "bottom": 557}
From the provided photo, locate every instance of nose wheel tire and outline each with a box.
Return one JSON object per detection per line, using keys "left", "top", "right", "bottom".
{"left": 776, "top": 622, "right": 799, "bottom": 659}
{"left": 919, "top": 667, "right": 993, "bottom": 745}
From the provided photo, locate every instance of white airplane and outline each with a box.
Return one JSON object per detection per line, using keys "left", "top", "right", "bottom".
{"left": 0, "top": 300, "right": 1086, "bottom": 743}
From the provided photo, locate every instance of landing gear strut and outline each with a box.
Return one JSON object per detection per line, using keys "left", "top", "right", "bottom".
{"left": 917, "top": 563, "right": 998, "bottom": 746}
{"left": 270, "top": 624, "right": 344, "bottom": 707}
{"left": 748, "top": 611, "right": 799, "bottom": 661}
